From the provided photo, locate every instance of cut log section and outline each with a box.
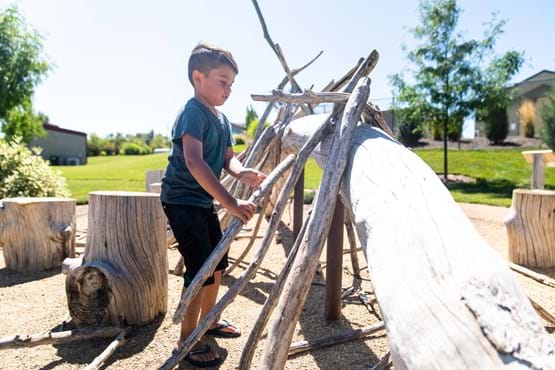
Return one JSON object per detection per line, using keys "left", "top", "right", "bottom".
{"left": 66, "top": 191, "right": 167, "bottom": 326}
{"left": 282, "top": 115, "right": 555, "bottom": 369}
{"left": 505, "top": 189, "right": 555, "bottom": 268}
{"left": 0, "top": 197, "right": 76, "bottom": 272}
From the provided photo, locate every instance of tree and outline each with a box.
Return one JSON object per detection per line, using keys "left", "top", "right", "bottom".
{"left": 245, "top": 105, "right": 258, "bottom": 127}
{"left": 391, "top": 0, "right": 523, "bottom": 181}
{"left": 2, "top": 99, "right": 45, "bottom": 143}
{"left": 540, "top": 89, "right": 555, "bottom": 150}
{"left": 0, "top": 6, "right": 49, "bottom": 141}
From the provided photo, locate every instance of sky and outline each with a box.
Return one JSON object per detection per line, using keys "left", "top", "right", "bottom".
{"left": 7, "top": 0, "right": 555, "bottom": 137}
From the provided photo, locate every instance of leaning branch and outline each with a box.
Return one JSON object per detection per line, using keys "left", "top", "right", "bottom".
{"left": 172, "top": 154, "right": 296, "bottom": 324}
{"left": 252, "top": 90, "right": 350, "bottom": 104}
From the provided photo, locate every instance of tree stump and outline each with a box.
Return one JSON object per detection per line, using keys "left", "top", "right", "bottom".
{"left": 0, "top": 197, "right": 76, "bottom": 272}
{"left": 65, "top": 191, "right": 167, "bottom": 326}
{"left": 505, "top": 189, "right": 555, "bottom": 268}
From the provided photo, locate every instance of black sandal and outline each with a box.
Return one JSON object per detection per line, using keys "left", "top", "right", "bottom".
{"left": 172, "top": 343, "right": 224, "bottom": 367}
{"left": 205, "top": 319, "right": 241, "bottom": 338}
{"left": 180, "top": 343, "right": 223, "bottom": 368}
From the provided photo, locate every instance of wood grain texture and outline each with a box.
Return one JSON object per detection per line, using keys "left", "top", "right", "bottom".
{"left": 505, "top": 189, "right": 555, "bottom": 268}
{"left": 66, "top": 191, "right": 167, "bottom": 326}
{"left": 283, "top": 115, "right": 555, "bottom": 369}
{"left": 0, "top": 197, "right": 76, "bottom": 272}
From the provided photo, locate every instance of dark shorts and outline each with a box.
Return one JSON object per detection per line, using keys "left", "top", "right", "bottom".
{"left": 161, "top": 202, "right": 228, "bottom": 287}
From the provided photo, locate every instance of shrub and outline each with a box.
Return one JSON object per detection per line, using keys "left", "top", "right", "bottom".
{"left": 233, "top": 134, "right": 247, "bottom": 145}
{"left": 247, "top": 119, "right": 259, "bottom": 139}
{"left": 121, "top": 142, "right": 151, "bottom": 155}
{"left": 397, "top": 118, "right": 423, "bottom": 146}
{"left": 0, "top": 138, "right": 70, "bottom": 198}
{"left": 518, "top": 100, "right": 536, "bottom": 138}
{"left": 540, "top": 90, "right": 555, "bottom": 150}
{"left": 483, "top": 107, "right": 509, "bottom": 144}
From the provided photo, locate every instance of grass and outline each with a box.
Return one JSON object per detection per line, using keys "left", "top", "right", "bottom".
{"left": 56, "top": 147, "right": 555, "bottom": 207}
{"left": 415, "top": 148, "right": 555, "bottom": 206}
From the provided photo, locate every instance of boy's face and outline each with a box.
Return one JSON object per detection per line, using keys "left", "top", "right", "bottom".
{"left": 193, "top": 65, "right": 236, "bottom": 107}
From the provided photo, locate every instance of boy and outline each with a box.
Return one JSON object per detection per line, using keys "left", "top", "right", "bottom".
{"left": 161, "top": 42, "right": 266, "bottom": 367}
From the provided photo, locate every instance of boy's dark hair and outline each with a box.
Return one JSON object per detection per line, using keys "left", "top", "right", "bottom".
{"left": 188, "top": 42, "right": 239, "bottom": 85}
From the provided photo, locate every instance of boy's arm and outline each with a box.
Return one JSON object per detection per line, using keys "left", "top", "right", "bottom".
{"left": 182, "top": 135, "right": 255, "bottom": 223}
{"left": 224, "top": 147, "right": 266, "bottom": 188}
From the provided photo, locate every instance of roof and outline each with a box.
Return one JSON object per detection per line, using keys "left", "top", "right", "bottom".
{"left": 511, "top": 70, "right": 555, "bottom": 88}
{"left": 43, "top": 123, "right": 87, "bottom": 137}
{"left": 511, "top": 70, "right": 555, "bottom": 97}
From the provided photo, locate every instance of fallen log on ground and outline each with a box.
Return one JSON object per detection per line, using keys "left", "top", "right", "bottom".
{"left": 282, "top": 114, "right": 555, "bottom": 369}
{"left": 0, "top": 326, "right": 121, "bottom": 349}
{"left": 509, "top": 262, "right": 555, "bottom": 289}
{"left": 287, "top": 321, "right": 385, "bottom": 356}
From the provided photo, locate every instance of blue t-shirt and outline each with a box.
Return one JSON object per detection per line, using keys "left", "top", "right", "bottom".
{"left": 160, "top": 98, "right": 233, "bottom": 207}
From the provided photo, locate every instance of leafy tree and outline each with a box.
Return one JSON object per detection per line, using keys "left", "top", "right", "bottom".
{"left": 2, "top": 99, "right": 45, "bottom": 143}
{"left": 391, "top": 0, "right": 523, "bottom": 180}
{"left": 149, "top": 133, "right": 170, "bottom": 149}
{"left": 540, "top": 89, "right": 555, "bottom": 150}
{"left": 245, "top": 105, "right": 258, "bottom": 127}
{"left": 0, "top": 6, "right": 49, "bottom": 141}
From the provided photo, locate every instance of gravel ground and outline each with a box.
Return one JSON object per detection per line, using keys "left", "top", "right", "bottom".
{"left": 0, "top": 201, "right": 553, "bottom": 370}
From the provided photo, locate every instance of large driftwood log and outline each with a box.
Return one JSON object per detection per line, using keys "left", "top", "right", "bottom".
{"left": 0, "top": 197, "right": 76, "bottom": 272}
{"left": 505, "top": 189, "right": 555, "bottom": 268}
{"left": 66, "top": 191, "right": 167, "bottom": 326}
{"left": 283, "top": 115, "right": 555, "bottom": 369}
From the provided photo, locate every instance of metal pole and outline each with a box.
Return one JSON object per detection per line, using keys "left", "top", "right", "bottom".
{"left": 325, "top": 200, "right": 344, "bottom": 321}
{"left": 293, "top": 169, "right": 305, "bottom": 239}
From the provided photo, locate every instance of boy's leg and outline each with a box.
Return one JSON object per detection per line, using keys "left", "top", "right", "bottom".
{"left": 178, "top": 285, "right": 222, "bottom": 364}
{"left": 179, "top": 285, "right": 205, "bottom": 345}
{"left": 200, "top": 270, "right": 241, "bottom": 336}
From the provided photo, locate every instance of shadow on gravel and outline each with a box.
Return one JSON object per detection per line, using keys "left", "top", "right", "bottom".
{"left": 0, "top": 267, "right": 60, "bottom": 288}
{"left": 46, "top": 315, "right": 163, "bottom": 369}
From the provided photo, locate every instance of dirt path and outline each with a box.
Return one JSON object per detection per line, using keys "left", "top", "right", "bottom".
{"left": 0, "top": 202, "right": 553, "bottom": 369}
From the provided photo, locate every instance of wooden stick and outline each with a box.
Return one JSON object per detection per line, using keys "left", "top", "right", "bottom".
{"left": 251, "top": 0, "right": 301, "bottom": 93}
{"left": 173, "top": 257, "right": 184, "bottom": 276}
{"left": 287, "top": 322, "right": 385, "bottom": 356}
{"left": 509, "top": 262, "right": 555, "bottom": 288}
{"left": 161, "top": 110, "right": 331, "bottom": 370}
{"left": 529, "top": 297, "right": 555, "bottom": 326}
{"left": 370, "top": 351, "right": 392, "bottom": 370}
{"left": 171, "top": 154, "right": 296, "bottom": 324}
{"left": 224, "top": 194, "right": 271, "bottom": 276}
{"left": 239, "top": 212, "right": 312, "bottom": 370}
{"left": 252, "top": 50, "right": 323, "bottom": 143}
{"left": 252, "top": 90, "right": 350, "bottom": 104}
{"left": 260, "top": 75, "right": 371, "bottom": 370}
{"left": 344, "top": 210, "right": 361, "bottom": 279}
{"left": 84, "top": 328, "right": 128, "bottom": 370}
{"left": 0, "top": 326, "right": 121, "bottom": 350}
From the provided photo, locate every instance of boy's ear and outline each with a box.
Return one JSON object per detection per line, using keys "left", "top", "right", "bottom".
{"left": 192, "top": 70, "right": 204, "bottom": 86}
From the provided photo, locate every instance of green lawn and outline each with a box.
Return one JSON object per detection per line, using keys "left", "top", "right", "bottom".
{"left": 56, "top": 147, "right": 554, "bottom": 207}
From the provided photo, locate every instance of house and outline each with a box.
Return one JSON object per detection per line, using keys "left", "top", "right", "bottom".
{"left": 230, "top": 122, "right": 246, "bottom": 135}
{"left": 476, "top": 70, "right": 555, "bottom": 137}
{"left": 30, "top": 123, "right": 87, "bottom": 165}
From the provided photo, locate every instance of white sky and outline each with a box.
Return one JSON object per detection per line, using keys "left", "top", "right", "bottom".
{"left": 8, "top": 0, "right": 555, "bottom": 137}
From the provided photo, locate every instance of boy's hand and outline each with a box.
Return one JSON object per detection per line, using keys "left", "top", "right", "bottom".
{"left": 226, "top": 198, "right": 256, "bottom": 224}
{"left": 239, "top": 168, "right": 267, "bottom": 188}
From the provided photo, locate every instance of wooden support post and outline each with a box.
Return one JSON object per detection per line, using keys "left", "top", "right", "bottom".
{"left": 293, "top": 169, "right": 305, "bottom": 238}
{"left": 325, "top": 200, "right": 344, "bottom": 321}
{"left": 532, "top": 153, "right": 545, "bottom": 189}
